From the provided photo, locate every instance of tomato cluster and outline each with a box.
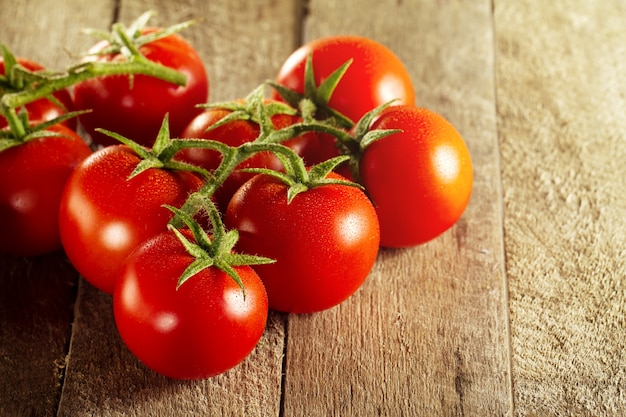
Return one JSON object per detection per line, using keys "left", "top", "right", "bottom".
{"left": 1, "top": 13, "right": 472, "bottom": 380}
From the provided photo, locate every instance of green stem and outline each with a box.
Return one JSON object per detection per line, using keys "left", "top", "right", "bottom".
{"left": 3, "top": 107, "right": 26, "bottom": 137}
{"left": 256, "top": 142, "right": 309, "bottom": 181}
{"left": 2, "top": 58, "right": 186, "bottom": 110}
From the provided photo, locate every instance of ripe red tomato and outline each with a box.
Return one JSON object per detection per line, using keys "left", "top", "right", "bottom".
{"left": 58, "top": 145, "right": 204, "bottom": 294}
{"left": 177, "top": 102, "right": 338, "bottom": 211}
{"left": 0, "top": 125, "right": 91, "bottom": 256}
{"left": 361, "top": 105, "right": 473, "bottom": 247}
{"left": 0, "top": 57, "right": 76, "bottom": 129}
{"left": 225, "top": 172, "right": 380, "bottom": 313}
{"left": 273, "top": 35, "right": 415, "bottom": 124}
{"left": 73, "top": 28, "right": 208, "bottom": 147}
{"left": 114, "top": 228, "right": 268, "bottom": 380}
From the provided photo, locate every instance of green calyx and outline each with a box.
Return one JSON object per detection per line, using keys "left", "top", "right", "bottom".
{"left": 81, "top": 10, "right": 195, "bottom": 59}
{"left": 199, "top": 84, "right": 299, "bottom": 144}
{"left": 268, "top": 54, "right": 355, "bottom": 130}
{"left": 241, "top": 144, "right": 358, "bottom": 204}
{"left": 338, "top": 100, "right": 403, "bottom": 183}
{"left": 0, "top": 110, "right": 89, "bottom": 153}
{"left": 165, "top": 199, "right": 274, "bottom": 296}
{"left": 96, "top": 114, "right": 215, "bottom": 180}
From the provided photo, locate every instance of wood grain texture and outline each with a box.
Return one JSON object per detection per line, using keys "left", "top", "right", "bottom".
{"left": 495, "top": 0, "right": 626, "bottom": 415}
{"left": 57, "top": 282, "right": 285, "bottom": 417}
{"left": 0, "top": 253, "right": 77, "bottom": 417}
{"left": 0, "top": 1, "right": 113, "bottom": 416}
{"left": 0, "top": 0, "right": 115, "bottom": 68}
{"left": 281, "top": 0, "right": 512, "bottom": 416}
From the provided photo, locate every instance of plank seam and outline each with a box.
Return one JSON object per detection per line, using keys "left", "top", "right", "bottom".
{"left": 54, "top": 277, "right": 83, "bottom": 417}
{"left": 278, "top": 313, "right": 290, "bottom": 417}
{"left": 490, "top": 0, "right": 516, "bottom": 415}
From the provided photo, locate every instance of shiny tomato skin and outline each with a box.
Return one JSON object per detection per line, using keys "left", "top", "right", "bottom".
{"left": 362, "top": 105, "right": 473, "bottom": 247}
{"left": 0, "top": 58, "right": 76, "bottom": 129}
{"left": 58, "top": 145, "right": 204, "bottom": 294}
{"left": 73, "top": 28, "right": 208, "bottom": 147}
{"left": 114, "top": 229, "right": 268, "bottom": 380}
{"left": 177, "top": 103, "right": 338, "bottom": 212}
{"left": 0, "top": 125, "right": 91, "bottom": 256}
{"left": 225, "top": 172, "right": 380, "bottom": 313}
{"left": 273, "top": 35, "right": 415, "bottom": 123}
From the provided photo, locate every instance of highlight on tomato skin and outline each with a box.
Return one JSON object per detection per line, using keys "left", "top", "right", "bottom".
{"left": 359, "top": 105, "right": 473, "bottom": 248}
{"left": 113, "top": 228, "right": 269, "bottom": 380}
{"left": 225, "top": 171, "right": 380, "bottom": 314}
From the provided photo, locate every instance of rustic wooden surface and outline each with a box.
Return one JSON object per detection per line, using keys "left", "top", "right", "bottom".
{"left": 0, "top": 1, "right": 624, "bottom": 416}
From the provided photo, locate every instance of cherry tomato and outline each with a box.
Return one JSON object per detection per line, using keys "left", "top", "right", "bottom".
{"left": 273, "top": 35, "right": 415, "bottom": 124}
{"left": 177, "top": 102, "right": 338, "bottom": 212}
{"left": 114, "top": 228, "right": 268, "bottom": 380}
{"left": 58, "top": 145, "right": 204, "bottom": 294}
{"left": 361, "top": 105, "right": 473, "bottom": 247}
{"left": 73, "top": 28, "right": 208, "bottom": 147}
{"left": 0, "top": 57, "right": 76, "bottom": 129}
{"left": 0, "top": 125, "right": 91, "bottom": 256}
{"left": 225, "top": 172, "right": 380, "bottom": 313}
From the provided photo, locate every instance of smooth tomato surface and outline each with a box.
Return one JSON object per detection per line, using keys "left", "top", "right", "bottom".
{"left": 0, "top": 125, "right": 91, "bottom": 256}
{"left": 177, "top": 102, "right": 338, "bottom": 211}
{"left": 0, "top": 58, "right": 76, "bottom": 129}
{"left": 362, "top": 105, "right": 473, "bottom": 247}
{"left": 273, "top": 35, "right": 415, "bottom": 123}
{"left": 58, "top": 145, "right": 204, "bottom": 293}
{"left": 114, "top": 229, "right": 268, "bottom": 380}
{"left": 225, "top": 172, "right": 380, "bottom": 313}
{"left": 73, "top": 28, "right": 208, "bottom": 147}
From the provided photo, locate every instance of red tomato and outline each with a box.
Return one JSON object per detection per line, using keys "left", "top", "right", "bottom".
{"left": 361, "top": 105, "right": 473, "bottom": 247}
{"left": 0, "top": 58, "right": 76, "bottom": 129}
{"left": 114, "top": 228, "right": 268, "bottom": 380}
{"left": 58, "top": 145, "right": 204, "bottom": 294}
{"left": 225, "top": 172, "right": 380, "bottom": 313}
{"left": 273, "top": 35, "right": 415, "bottom": 124}
{"left": 73, "top": 28, "right": 208, "bottom": 147}
{"left": 0, "top": 125, "right": 91, "bottom": 256}
{"left": 177, "top": 102, "right": 338, "bottom": 212}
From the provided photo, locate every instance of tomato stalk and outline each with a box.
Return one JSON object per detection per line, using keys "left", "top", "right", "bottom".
{"left": 1, "top": 57, "right": 185, "bottom": 114}
{"left": 1, "top": 12, "right": 191, "bottom": 133}
{"left": 165, "top": 201, "right": 274, "bottom": 295}
{"left": 173, "top": 85, "right": 369, "bottom": 215}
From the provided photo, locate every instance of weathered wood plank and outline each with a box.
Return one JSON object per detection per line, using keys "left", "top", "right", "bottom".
{"left": 57, "top": 282, "right": 285, "bottom": 417}
{"left": 55, "top": 1, "right": 300, "bottom": 416}
{"left": 0, "top": 1, "right": 114, "bottom": 416}
{"left": 495, "top": 1, "right": 626, "bottom": 415}
{"left": 0, "top": 0, "right": 115, "bottom": 69}
{"left": 0, "top": 253, "right": 77, "bottom": 417}
{"left": 281, "top": 0, "right": 511, "bottom": 416}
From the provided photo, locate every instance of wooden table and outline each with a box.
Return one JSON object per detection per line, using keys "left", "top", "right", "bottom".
{"left": 2, "top": 1, "right": 625, "bottom": 416}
